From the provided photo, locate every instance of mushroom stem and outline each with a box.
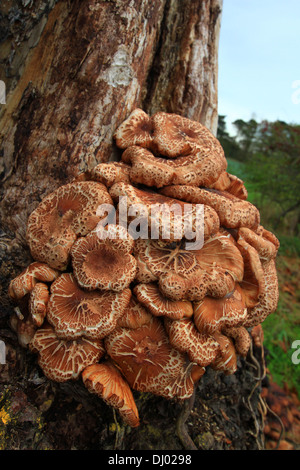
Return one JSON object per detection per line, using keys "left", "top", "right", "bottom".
{"left": 176, "top": 387, "right": 197, "bottom": 450}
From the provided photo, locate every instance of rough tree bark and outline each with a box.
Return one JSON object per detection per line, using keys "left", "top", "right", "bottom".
{"left": 0, "top": 0, "right": 266, "bottom": 450}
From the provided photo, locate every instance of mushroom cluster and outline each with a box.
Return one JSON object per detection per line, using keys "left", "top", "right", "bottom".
{"left": 8, "top": 109, "right": 279, "bottom": 428}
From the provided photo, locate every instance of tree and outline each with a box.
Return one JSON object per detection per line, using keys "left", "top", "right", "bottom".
{"left": 0, "top": 0, "right": 265, "bottom": 450}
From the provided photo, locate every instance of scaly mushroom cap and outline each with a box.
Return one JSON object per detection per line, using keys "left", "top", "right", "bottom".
{"left": 238, "top": 227, "right": 279, "bottom": 262}
{"left": 71, "top": 225, "right": 137, "bottom": 292}
{"left": 236, "top": 236, "right": 266, "bottom": 308}
{"left": 134, "top": 232, "right": 244, "bottom": 301}
{"left": 114, "top": 108, "right": 154, "bottom": 149}
{"left": 164, "top": 318, "right": 220, "bottom": 366}
{"left": 151, "top": 111, "right": 226, "bottom": 161}
{"left": 29, "top": 282, "right": 50, "bottom": 327}
{"left": 82, "top": 361, "right": 140, "bottom": 428}
{"left": 26, "top": 181, "right": 113, "bottom": 271}
{"left": 121, "top": 144, "right": 227, "bottom": 188}
{"left": 160, "top": 185, "right": 260, "bottom": 230}
{"left": 116, "top": 295, "right": 153, "bottom": 329}
{"left": 193, "top": 284, "right": 248, "bottom": 335}
{"left": 77, "top": 162, "right": 131, "bottom": 187}
{"left": 29, "top": 323, "right": 104, "bottom": 382}
{"left": 8, "top": 262, "right": 59, "bottom": 300}
{"left": 47, "top": 273, "right": 132, "bottom": 340}
{"left": 243, "top": 259, "right": 279, "bottom": 328}
{"left": 109, "top": 182, "right": 220, "bottom": 243}
{"left": 211, "top": 332, "right": 238, "bottom": 375}
{"left": 134, "top": 283, "right": 193, "bottom": 320}
{"left": 105, "top": 317, "right": 205, "bottom": 400}
{"left": 222, "top": 326, "right": 251, "bottom": 357}
{"left": 209, "top": 171, "right": 248, "bottom": 200}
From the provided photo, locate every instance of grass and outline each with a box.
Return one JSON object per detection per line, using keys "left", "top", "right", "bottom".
{"left": 227, "top": 158, "right": 300, "bottom": 396}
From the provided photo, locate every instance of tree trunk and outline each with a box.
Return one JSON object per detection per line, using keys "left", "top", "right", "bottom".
{"left": 0, "top": 0, "right": 266, "bottom": 451}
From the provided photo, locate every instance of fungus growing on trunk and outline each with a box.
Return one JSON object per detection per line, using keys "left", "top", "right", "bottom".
{"left": 82, "top": 361, "right": 140, "bottom": 428}
{"left": 26, "top": 181, "right": 113, "bottom": 270}
{"left": 71, "top": 225, "right": 137, "bottom": 292}
{"left": 46, "top": 273, "right": 132, "bottom": 340}
{"left": 8, "top": 109, "right": 280, "bottom": 428}
{"left": 29, "top": 323, "right": 105, "bottom": 382}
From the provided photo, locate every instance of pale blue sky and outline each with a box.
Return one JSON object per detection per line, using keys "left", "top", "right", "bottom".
{"left": 218, "top": 0, "right": 300, "bottom": 135}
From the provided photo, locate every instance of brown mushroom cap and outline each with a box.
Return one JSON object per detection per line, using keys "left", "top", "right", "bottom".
{"left": 8, "top": 262, "right": 59, "bottom": 300}
{"left": 29, "top": 282, "right": 50, "bottom": 327}
{"left": 10, "top": 312, "right": 37, "bottom": 348}
{"left": 26, "top": 181, "right": 113, "bottom": 270}
{"left": 77, "top": 162, "right": 131, "bottom": 187}
{"left": 134, "top": 283, "right": 193, "bottom": 320}
{"left": 29, "top": 323, "right": 104, "bottom": 382}
{"left": 134, "top": 231, "right": 244, "bottom": 301}
{"left": 105, "top": 317, "right": 204, "bottom": 400}
{"left": 116, "top": 295, "right": 152, "bottom": 329}
{"left": 209, "top": 171, "right": 248, "bottom": 200}
{"left": 193, "top": 284, "right": 248, "bottom": 335}
{"left": 238, "top": 227, "right": 279, "bottom": 262}
{"left": 222, "top": 326, "right": 251, "bottom": 357}
{"left": 121, "top": 144, "right": 227, "bottom": 188}
{"left": 82, "top": 361, "right": 140, "bottom": 428}
{"left": 47, "top": 273, "right": 132, "bottom": 340}
{"left": 210, "top": 332, "right": 238, "bottom": 375}
{"left": 243, "top": 259, "right": 279, "bottom": 328}
{"left": 71, "top": 225, "right": 137, "bottom": 292}
{"left": 109, "top": 181, "right": 220, "bottom": 243}
{"left": 160, "top": 185, "right": 260, "bottom": 230}
{"left": 113, "top": 108, "right": 154, "bottom": 149}
{"left": 236, "top": 236, "right": 265, "bottom": 308}
{"left": 151, "top": 111, "right": 226, "bottom": 160}
{"left": 164, "top": 318, "right": 220, "bottom": 367}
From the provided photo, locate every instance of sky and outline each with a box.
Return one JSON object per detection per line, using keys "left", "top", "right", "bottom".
{"left": 218, "top": 0, "right": 300, "bottom": 135}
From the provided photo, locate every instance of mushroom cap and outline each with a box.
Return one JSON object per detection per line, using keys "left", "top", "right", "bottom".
{"left": 71, "top": 225, "right": 137, "bottom": 292}
{"left": 210, "top": 332, "right": 238, "bottom": 375}
{"left": 134, "top": 283, "right": 193, "bottom": 320}
{"left": 47, "top": 273, "right": 132, "bottom": 340}
{"left": 238, "top": 227, "right": 279, "bottom": 262}
{"left": 105, "top": 317, "right": 204, "bottom": 400}
{"left": 243, "top": 259, "right": 279, "bottom": 328}
{"left": 26, "top": 181, "right": 113, "bottom": 270}
{"left": 77, "top": 162, "right": 131, "bottom": 187}
{"left": 29, "top": 323, "right": 105, "bottom": 382}
{"left": 209, "top": 171, "right": 248, "bottom": 200}
{"left": 164, "top": 318, "right": 220, "bottom": 367}
{"left": 116, "top": 296, "right": 152, "bottom": 329}
{"left": 121, "top": 144, "right": 227, "bottom": 188}
{"left": 160, "top": 185, "right": 260, "bottom": 230}
{"left": 236, "top": 236, "right": 266, "bottom": 308}
{"left": 134, "top": 231, "right": 244, "bottom": 301}
{"left": 151, "top": 111, "right": 226, "bottom": 161}
{"left": 222, "top": 326, "right": 251, "bottom": 357}
{"left": 109, "top": 182, "right": 220, "bottom": 243}
{"left": 193, "top": 284, "right": 248, "bottom": 335}
{"left": 82, "top": 361, "right": 140, "bottom": 428}
{"left": 8, "top": 262, "right": 59, "bottom": 300}
{"left": 29, "top": 282, "right": 50, "bottom": 327}
{"left": 113, "top": 108, "right": 154, "bottom": 149}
